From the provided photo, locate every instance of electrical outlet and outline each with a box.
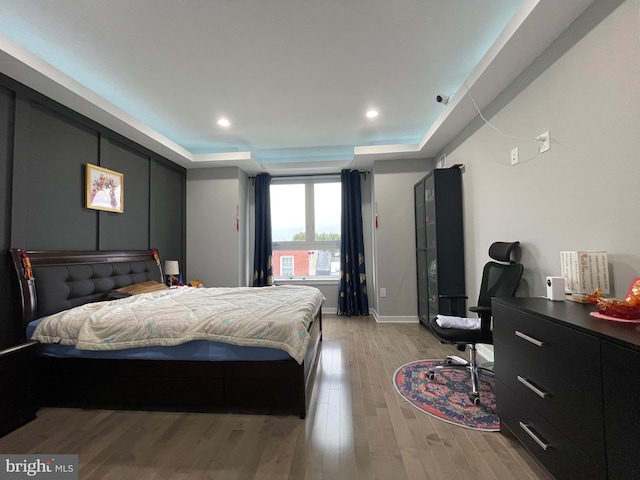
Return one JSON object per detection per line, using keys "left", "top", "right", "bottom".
{"left": 380, "top": 287, "right": 387, "bottom": 298}
{"left": 538, "top": 130, "right": 551, "bottom": 153}
{"left": 511, "top": 147, "right": 519, "bottom": 166}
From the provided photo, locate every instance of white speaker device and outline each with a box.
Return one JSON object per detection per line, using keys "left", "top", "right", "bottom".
{"left": 546, "top": 276, "right": 565, "bottom": 301}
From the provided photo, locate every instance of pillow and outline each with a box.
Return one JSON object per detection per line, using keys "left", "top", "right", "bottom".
{"left": 105, "top": 291, "right": 132, "bottom": 301}
{"left": 435, "top": 315, "right": 481, "bottom": 330}
{"left": 116, "top": 280, "right": 169, "bottom": 295}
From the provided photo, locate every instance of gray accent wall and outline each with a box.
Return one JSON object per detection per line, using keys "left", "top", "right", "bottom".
{"left": 99, "top": 139, "right": 151, "bottom": 250}
{"left": 11, "top": 99, "right": 100, "bottom": 249}
{"left": 0, "top": 85, "right": 17, "bottom": 347}
{"left": 0, "top": 73, "right": 186, "bottom": 346}
{"left": 150, "top": 159, "right": 186, "bottom": 271}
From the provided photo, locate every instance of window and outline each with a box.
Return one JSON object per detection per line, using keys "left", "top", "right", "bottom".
{"left": 271, "top": 178, "right": 341, "bottom": 279}
{"left": 280, "top": 256, "right": 294, "bottom": 278}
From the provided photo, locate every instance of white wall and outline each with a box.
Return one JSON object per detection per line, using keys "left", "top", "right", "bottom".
{"left": 184, "top": 1, "right": 639, "bottom": 321}
{"left": 439, "top": 0, "right": 640, "bottom": 304}
{"left": 237, "top": 169, "right": 249, "bottom": 285}
{"left": 372, "top": 158, "right": 433, "bottom": 322}
{"left": 186, "top": 167, "right": 246, "bottom": 287}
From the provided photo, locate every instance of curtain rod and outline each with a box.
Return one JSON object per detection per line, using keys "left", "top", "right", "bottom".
{"left": 249, "top": 170, "right": 370, "bottom": 180}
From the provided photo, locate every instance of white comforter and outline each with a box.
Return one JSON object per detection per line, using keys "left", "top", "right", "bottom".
{"left": 32, "top": 285, "right": 325, "bottom": 364}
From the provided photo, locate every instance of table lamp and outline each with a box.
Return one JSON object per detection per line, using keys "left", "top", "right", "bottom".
{"left": 164, "top": 260, "right": 179, "bottom": 286}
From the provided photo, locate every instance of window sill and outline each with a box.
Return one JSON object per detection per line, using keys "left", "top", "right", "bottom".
{"left": 274, "top": 277, "right": 339, "bottom": 286}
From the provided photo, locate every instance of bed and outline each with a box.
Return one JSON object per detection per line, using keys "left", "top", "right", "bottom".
{"left": 10, "top": 248, "right": 323, "bottom": 418}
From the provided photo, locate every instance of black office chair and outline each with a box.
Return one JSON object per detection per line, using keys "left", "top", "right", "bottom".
{"left": 427, "top": 241, "right": 523, "bottom": 405}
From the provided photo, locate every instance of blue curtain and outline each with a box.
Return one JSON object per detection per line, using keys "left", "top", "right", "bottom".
{"left": 338, "top": 169, "right": 369, "bottom": 316}
{"left": 253, "top": 173, "right": 273, "bottom": 286}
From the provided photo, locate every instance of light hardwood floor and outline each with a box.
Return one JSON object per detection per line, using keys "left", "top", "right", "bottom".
{"left": 0, "top": 315, "right": 553, "bottom": 479}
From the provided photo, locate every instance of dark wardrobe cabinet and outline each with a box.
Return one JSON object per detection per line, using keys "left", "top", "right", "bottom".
{"left": 414, "top": 168, "right": 465, "bottom": 327}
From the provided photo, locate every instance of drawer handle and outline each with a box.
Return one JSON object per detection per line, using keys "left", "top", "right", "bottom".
{"left": 519, "top": 422, "right": 551, "bottom": 451}
{"left": 517, "top": 376, "right": 549, "bottom": 399}
{"left": 515, "top": 330, "right": 544, "bottom": 347}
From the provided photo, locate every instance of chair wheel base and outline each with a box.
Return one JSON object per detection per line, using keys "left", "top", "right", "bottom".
{"left": 469, "top": 393, "right": 480, "bottom": 405}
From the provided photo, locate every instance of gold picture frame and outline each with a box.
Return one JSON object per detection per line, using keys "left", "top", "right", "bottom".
{"left": 85, "top": 164, "right": 124, "bottom": 213}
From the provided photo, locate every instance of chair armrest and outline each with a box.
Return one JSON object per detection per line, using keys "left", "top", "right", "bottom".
{"left": 469, "top": 305, "right": 493, "bottom": 336}
{"left": 469, "top": 305, "right": 491, "bottom": 314}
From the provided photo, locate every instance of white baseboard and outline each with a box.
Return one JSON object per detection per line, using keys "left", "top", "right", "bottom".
{"left": 372, "top": 310, "right": 419, "bottom": 323}
{"left": 477, "top": 344, "right": 494, "bottom": 363}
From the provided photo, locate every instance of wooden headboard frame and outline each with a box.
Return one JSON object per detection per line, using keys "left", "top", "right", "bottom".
{"left": 10, "top": 249, "right": 164, "bottom": 326}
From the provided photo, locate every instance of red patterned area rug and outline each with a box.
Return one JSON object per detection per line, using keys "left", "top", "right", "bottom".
{"left": 393, "top": 359, "right": 500, "bottom": 431}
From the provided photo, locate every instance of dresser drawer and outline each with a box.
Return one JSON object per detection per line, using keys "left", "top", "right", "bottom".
{"left": 492, "top": 302, "right": 602, "bottom": 397}
{"left": 604, "top": 409, "right": 640, "bottom": 480}
{"left": 601, "top": 340, "right": 640, "bottom": 478}
{"left": 601, "top": 340, "right": 640, "bottom": 426}
{"left": 494, "top": 338, "right": 605, "bottom": 467}
{"left": 496, "top": 380, "right": 606, "bottom": 480}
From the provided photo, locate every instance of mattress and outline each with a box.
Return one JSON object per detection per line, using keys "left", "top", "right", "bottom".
{"left": 30, "top": 285, "right": 325, "bottom": 363}
{"left": 27, "top": 318, "right": 293, "bottom": 361}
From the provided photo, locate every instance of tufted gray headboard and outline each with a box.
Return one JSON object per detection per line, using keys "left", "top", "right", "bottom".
{"left": 10, "top": 249, "right": 164, "bottom": 325}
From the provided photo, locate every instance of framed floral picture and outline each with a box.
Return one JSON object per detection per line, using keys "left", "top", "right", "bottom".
{"left": 85, "top": 163, "right": 124, "bottom": 213}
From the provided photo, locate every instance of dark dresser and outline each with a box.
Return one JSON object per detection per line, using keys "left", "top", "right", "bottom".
{"left": 492, "top": 297, "right": 640, "bottom": 480}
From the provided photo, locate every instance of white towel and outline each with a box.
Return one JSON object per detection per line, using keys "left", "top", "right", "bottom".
{"left": 436, "top": 315, "right": 481, "bottom": 330}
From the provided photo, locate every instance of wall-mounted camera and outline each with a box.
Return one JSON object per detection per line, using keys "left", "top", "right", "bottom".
{"left": 435, "top": 94, "right": 450, "bottom": 105}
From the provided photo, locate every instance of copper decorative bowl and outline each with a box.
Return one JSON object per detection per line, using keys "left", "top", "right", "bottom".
{"left": 587, "top": 290, "right": 640, "bottom": 320}
{"left": 597, "top": 302, "right": 640, "bottom": 320}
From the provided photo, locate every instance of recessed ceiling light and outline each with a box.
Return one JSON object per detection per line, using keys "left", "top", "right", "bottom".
{"left": 366, "top": 109, "right": 379, "bottom": 119}
{"left": 217, "top": 117, "right": 230, "bottom": 127}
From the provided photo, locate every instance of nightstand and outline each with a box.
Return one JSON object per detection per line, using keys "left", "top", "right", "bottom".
{"left": 0, "top": 340, "right": 38, "bottom": 437}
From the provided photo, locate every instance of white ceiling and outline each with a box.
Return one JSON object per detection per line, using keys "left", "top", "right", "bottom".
{"left": 0, "top": 0, "right": 594, "bottom": 174}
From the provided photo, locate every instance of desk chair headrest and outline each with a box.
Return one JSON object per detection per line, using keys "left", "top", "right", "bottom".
{"left": 489, "top": 241, "right": 520, "bottom": 264}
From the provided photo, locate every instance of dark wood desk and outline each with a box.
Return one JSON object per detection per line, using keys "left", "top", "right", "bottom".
{"left": 492, "top": 297, "right": 640, "bottom": 480}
